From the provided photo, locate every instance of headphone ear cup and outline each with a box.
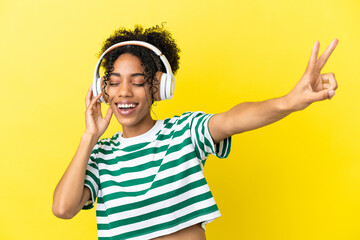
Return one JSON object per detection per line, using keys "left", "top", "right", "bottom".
{"left": 169, "top": 75, "right": 175, "bottom": 99}
{"left": 159, "top": 73, "right": 167, "bottom": 100}
{"left": 159, "top": 73, "right": 175, "bottom": 100}
{"left": 92, "top": 77, "right": 105, "bottom": 103}
{"left": 158, "top": 73, "right": 165, "bottom": 100}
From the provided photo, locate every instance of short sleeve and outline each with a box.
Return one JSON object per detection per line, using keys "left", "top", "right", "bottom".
{"left": 188, "top": 111, "right": 231, "bottom": 162}
{"left": 82, "top": 143, "right": 100, "bottom": 210}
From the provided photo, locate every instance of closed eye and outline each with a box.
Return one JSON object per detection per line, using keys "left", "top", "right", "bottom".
{"left": 132, "top": 83, "right": 146, "bottom": 87}
{"left": 108, "top": 82, "right": 145, "bottom": 87}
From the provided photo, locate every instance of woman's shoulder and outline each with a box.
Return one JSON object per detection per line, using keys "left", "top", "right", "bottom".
{"left": 96, "top": 132, "right": 121, "bottom": 148}
{"left": 161, "top": 111, "right": 209, "bottom": 130}
{"left": 169, "top": 111, "right": 209, "bottom": 122}
{"left": 167, "top": 111, "right": 207, "bottom": 120}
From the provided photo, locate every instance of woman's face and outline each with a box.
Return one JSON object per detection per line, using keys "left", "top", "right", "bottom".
{"left": 105, "top": 53, "right": 153, "bottom": 130}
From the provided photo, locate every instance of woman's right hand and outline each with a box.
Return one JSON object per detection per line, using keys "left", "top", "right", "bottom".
{"left": 84, "top": 85, "right": 113, "bottom": 139}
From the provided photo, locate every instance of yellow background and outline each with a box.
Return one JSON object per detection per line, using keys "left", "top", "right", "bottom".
{"left": 1, "top": 0, "right": 359, "bottom": 239}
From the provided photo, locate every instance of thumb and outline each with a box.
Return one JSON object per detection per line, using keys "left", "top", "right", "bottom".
{"left": 105, "top": 107, "right": 113, "bottom": 122}
{"left": 309, "top": 89, "right": 335, "bottom": 102}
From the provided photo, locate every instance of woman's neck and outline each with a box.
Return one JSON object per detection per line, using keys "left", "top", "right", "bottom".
{"left": 121, "top": 115, "right": 156, "bottom": 138}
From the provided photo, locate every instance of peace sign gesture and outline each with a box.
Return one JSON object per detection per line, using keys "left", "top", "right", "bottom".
{"left": 286, "top": 39, "right": 339, "bottom": 111}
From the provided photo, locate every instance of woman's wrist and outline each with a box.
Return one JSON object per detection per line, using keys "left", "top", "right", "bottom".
{"left": 82, "top": 131, "right": 100, "bottom": 146}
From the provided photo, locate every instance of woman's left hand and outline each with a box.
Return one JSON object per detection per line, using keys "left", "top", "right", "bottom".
{"left": 286, "top": 39, "right": 339, "bottom": 111}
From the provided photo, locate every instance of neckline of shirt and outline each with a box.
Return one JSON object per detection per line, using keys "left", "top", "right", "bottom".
{"left": 116, "top": 120, "right": 164, "bottom": 145}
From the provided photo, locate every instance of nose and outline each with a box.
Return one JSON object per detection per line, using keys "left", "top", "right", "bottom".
{"left": 118, "top": 80, "right": 133, "bottom": 98}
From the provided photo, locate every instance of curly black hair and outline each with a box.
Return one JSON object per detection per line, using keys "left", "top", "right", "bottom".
{"left": 99, "top": 24, "right": 180, "bottom": 103}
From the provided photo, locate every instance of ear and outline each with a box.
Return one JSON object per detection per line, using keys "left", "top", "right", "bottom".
{"left": 153, "top": 71, "right": 163, "bottom": 101}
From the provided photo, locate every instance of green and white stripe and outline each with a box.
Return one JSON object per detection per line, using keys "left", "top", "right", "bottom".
{"left": 83, "top": 111, "right": 231, "bottom": 239}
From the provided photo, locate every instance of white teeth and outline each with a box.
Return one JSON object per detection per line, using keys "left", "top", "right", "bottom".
{"left": 117, "top": 103, "right": 137, "bottom": 109}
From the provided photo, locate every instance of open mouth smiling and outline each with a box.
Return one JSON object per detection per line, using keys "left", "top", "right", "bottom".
{"left": 115, "top": 102, "right": 139, "bottom": 115}
{"left": 116, "top": 103, "right": 138, "bottom": 109}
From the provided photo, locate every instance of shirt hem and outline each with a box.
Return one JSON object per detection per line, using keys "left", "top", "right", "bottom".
{"left": 121, "top": 211, "right": 221, "bottom": 240}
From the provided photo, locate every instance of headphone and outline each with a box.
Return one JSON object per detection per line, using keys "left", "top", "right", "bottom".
{"left": 93, "top": 40, "right": 175, "bottom": 103}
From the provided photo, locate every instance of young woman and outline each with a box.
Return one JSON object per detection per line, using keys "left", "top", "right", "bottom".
{"left": 52, "top": 25, "right": 338, "bottom": 240}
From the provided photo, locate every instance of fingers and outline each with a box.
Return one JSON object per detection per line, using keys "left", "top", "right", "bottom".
{"left": 87, "top": 93, "right": 102, "bottom": 110}
{"left": 306, "top": 39, "right": 338, "bottom": 73}
{"left": 306, "top": 41, "right": 320, "bottom": 72}
{"left": 105, "top": 107, "right": 113, "bottom": 122}
{"left": 86, "top": 85, "right": 93, "bottom": 107}
{"left": 317, "top": 38, "right": 338, "bottom": 71}
{"left": 322, "top": 72, "right": 338, "bottom": 91}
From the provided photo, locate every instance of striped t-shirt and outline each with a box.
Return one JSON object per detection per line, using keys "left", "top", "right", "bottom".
{"left": 82, "top": 111, "right": 231, "bottom": 240}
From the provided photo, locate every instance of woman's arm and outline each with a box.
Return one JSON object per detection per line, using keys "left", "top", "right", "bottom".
{"left": 209, "top": 97, "right": 292, "bottom": 144}
{"left": 52, "top": 87, "right": 112, "bottom": 219}
{"left": 209, "top": 39, "right": 339, "bottom": 144}
{"left": 52, "top": 133, "right": 98, "bottom": 219}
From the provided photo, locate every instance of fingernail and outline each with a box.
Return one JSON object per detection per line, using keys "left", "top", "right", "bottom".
{"left": 328, "top": 90, "right": 335, "bottom": 99}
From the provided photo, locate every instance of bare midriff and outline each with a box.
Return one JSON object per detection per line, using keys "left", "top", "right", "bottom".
{"left": 150, "top": 223, "right": 206, "bottom": 240}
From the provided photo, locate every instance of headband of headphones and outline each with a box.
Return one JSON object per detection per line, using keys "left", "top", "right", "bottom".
{"left": 93, "top": 40, "right": 175, "bottom": 102}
